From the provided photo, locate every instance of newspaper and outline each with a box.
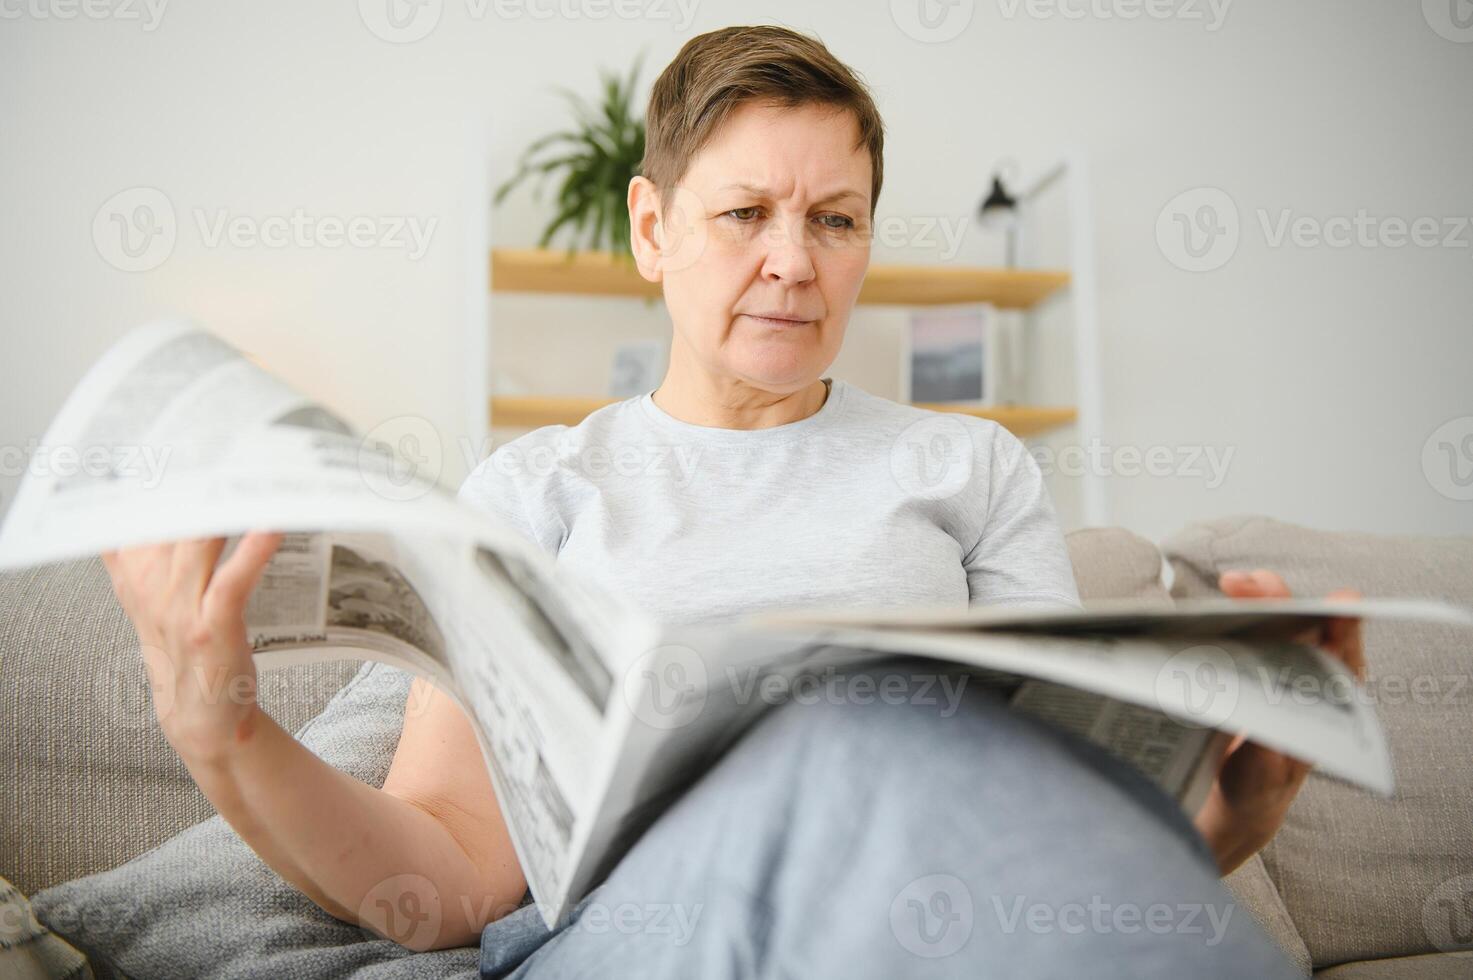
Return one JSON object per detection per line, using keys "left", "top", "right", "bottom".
{"left": 3, "top": 320, "right": 1469, "bottom": 929}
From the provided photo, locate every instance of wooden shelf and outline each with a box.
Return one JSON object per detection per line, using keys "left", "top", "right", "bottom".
{"left": 492, "top": 248, "right": 659, "bottom": 301}
{"left": 490, "top": 247, "right": 1070, "bottom": 310}
{"left": 857, "top": 265, "right": 1070, "bottom": 309}
{"left": 490, "top": 395, "right": 1076, "bottom": 438}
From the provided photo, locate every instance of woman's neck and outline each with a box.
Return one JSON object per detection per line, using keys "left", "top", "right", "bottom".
{"left": 651, "top": 374, "right": 831, "bottom": 430}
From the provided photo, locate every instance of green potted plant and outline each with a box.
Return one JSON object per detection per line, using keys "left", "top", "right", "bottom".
{"left": 494, "top": 58, "right": 646, "bottom": 259}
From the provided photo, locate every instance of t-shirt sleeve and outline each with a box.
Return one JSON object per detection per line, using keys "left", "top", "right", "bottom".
{"left": 455, "top": 443, "right": 564, "bottom": 557}
{"left": 962, "top": 424, "right": 1081, "bottom": 609}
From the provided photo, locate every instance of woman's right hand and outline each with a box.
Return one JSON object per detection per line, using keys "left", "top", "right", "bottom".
{"left": 101, "top": 532, "right": 284, "bottom": 765}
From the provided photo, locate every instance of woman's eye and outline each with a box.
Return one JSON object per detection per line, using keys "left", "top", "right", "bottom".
{"left": 721, "top": 208, "right": 855, "bottom": 232}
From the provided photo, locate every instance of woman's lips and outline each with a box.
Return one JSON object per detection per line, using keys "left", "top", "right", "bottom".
{"left": 743, "top": 314, "right": 814, "bottom": 327}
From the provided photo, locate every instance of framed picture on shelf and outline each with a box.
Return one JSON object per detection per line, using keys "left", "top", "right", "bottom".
{"left": 608, "top": 338, "right": 668, "bottom": 397}
{"left": 902, "top": 304, "right": 1001, "bottom": 405}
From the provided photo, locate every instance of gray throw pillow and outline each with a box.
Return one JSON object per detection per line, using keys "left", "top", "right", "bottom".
{"left": 30, "top": 661, "right": 482, "bottom": 980}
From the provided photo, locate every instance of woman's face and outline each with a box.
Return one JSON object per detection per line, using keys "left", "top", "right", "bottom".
{"left": 631, "top": 101, "right": 873, "bottom": 394}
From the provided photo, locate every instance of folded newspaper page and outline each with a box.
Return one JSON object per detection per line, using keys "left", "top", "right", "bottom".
{"left": 3, "top": 320, "right": 1469, "bottom": 930}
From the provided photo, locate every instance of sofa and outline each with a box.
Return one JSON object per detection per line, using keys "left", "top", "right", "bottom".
{"left": 1, "top": 515, "right": 1469, "bottom": 978}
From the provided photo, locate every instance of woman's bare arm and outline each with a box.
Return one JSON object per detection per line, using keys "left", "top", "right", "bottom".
{"left": 102, "top": 533, "right": 526, "bottom": 951}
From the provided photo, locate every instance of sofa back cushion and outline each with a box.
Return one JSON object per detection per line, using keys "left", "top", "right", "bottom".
{"left": 1065, "top": 526, "right": 1172, "bottom": 604}
{"left": 0, "top": 558, "right": 361, "bottom": 896}
{"left": 1164, "top": 515, "right": 1473, "bottom": 968}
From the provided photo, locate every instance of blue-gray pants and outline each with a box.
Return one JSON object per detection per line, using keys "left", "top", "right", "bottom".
{"left": 480, "top": 670, "right": 1297, "bottom": 979}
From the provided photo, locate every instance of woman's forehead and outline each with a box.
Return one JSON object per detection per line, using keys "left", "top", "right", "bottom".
{"left": 683, "top": 107, "right": 871, "bottom": 203}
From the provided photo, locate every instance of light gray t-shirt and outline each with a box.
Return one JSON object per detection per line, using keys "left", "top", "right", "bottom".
{"left": 457, "top": 378, "right": 1080, "bottom": 628}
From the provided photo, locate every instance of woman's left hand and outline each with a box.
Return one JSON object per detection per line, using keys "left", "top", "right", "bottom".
{"left": 1193, "top": 568, "right": 1366, "bottom": 876}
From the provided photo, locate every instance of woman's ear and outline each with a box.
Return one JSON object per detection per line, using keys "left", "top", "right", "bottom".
{"left": 627, "top": 175, "right": 664, "bottom": 284}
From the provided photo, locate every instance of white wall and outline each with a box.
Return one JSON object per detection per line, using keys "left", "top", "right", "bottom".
{"left": 3, "top": 0, "right": 1470, "bottom": 542}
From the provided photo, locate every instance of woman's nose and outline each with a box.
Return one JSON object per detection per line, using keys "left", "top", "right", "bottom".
{"left": 759, "top": 218, "right": 817, "bottom": 285}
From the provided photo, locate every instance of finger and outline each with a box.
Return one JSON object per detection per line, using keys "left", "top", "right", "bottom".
{"left": 1248, "top": 568, "right": 1292, "bottom": 597}
{"left": 1322, "top": 588, "right": 1367, "bottom": 680}
{"left": 1220, "top": 568, "right": 1291, "bottom": 599}
{"left": 1222, "top": 569, "right": 1316, "bottom": 648}
{"left": 99, "top": 550, "right": 128, "bottom": 603}
{"left": 1219, "top": 569, "right": 1266, "bottom": 597}
{"left": 170, "top": 537, "right": 230, "bottom": 600}
{"left": 203, "top": 531, "right": 284, "bottom": 618}
{"left": 1221, "top": 738, "right": 1313, "bottom": 794}
{"left": 1204, "top": 729, "right": 1234, "bottom": 771}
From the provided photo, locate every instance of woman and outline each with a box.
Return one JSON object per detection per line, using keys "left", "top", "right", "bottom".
{"left": 103, "top": 25, "right": 1361, "bottom": 979}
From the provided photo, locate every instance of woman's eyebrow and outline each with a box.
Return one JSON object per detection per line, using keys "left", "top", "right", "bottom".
{"left": 718, "top": 182, "right": 868, "bottom": 207}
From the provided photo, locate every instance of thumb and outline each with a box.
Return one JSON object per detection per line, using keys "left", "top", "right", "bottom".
{"left": 1220, "top": 568, "right": 1292, "bottom": 598}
